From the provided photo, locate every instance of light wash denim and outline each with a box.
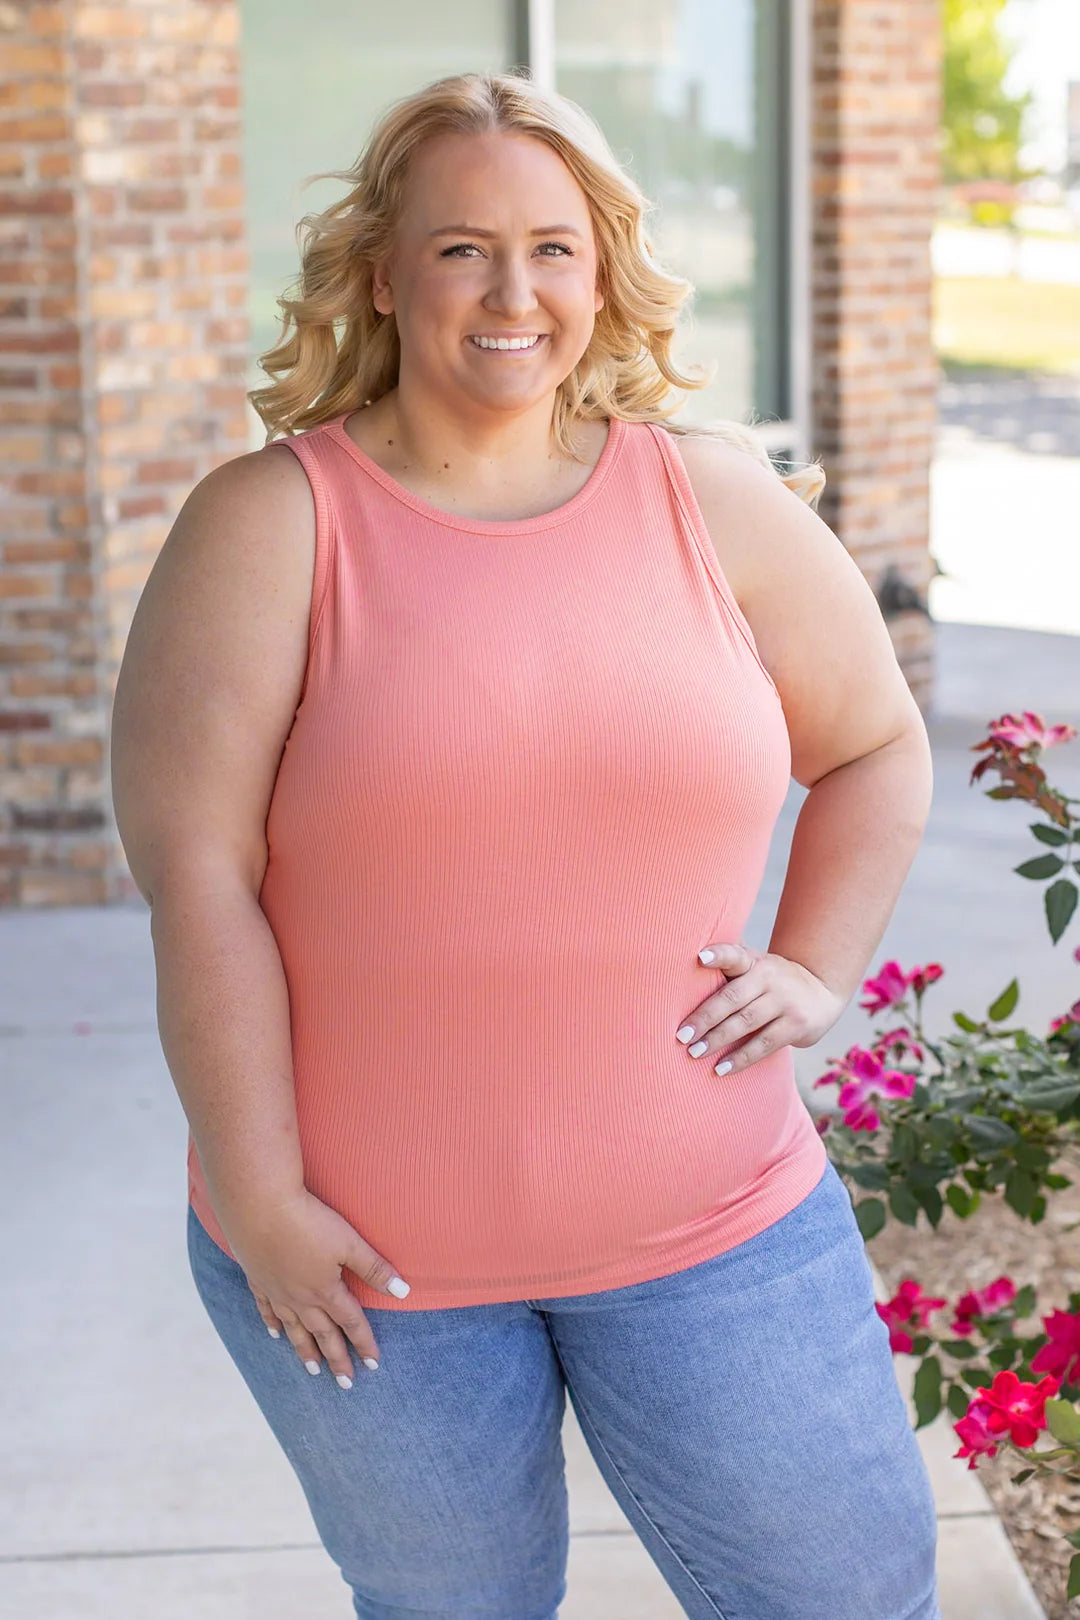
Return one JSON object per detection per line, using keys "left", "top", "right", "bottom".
{"left": 186, "top": 1156, "right": 942, "bottom": 1620}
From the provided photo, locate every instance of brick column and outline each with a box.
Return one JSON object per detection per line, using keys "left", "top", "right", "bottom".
{"left": 810, "top": 0, "right": 942, "bottom": 711}
{"left": 1, "top": 0, "right": 249, "bottom": 907}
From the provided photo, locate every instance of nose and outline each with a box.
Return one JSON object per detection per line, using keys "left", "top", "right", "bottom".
{"left": 481, "top": 250, "right": 541, "bottom": 321}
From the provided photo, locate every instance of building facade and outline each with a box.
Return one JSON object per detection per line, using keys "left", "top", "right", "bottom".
{"left": 1, "top": 0, "right": 941, "bottom": 907}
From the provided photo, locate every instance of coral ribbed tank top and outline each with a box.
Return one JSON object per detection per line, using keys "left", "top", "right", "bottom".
{"left": 187, "top": 409, "right": 827, "bottom": 1308}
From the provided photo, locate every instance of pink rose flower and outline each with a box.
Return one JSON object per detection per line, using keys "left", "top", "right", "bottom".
{"left": 987, "top": 712, "right": 1077, "bottom": 752}
{"left": 950, "top": 1276, "right": 1017, "bottom": 1337}
{"left": 876, "top": 1279, "right": 948, "bottom": 1353}
{"left": 1030, "top": 1309, "right": 1080, "bottom": 1388}
{"left": 980, "top": 1367, "right": 1060, "bottom": 1450}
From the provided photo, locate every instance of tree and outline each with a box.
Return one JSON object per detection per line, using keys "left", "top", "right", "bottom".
{"left": 943, "top": 0, "right": 1037, "bottom": 189}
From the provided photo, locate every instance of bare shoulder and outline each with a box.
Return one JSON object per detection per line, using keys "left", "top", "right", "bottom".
{"left": 667, "top": 428, "right": 927, "bottom": 787}
{"left": 662, "top": 430, "right": 772, "bottom": 606}
{"left": 110, "top": 441, "right": 320, "bottom": 901}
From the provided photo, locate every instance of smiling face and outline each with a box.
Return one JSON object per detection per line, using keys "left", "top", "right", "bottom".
{"left": 371, "top": 129, "right": 605, "bottom": 419}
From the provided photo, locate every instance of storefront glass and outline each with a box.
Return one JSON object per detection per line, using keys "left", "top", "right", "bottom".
{"left": 240, "top": 1, "right": 788, "bottom": 441}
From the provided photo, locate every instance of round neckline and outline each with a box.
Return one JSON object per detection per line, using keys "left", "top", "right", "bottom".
{"left": 324, "top": 410, "right": 626, "bottom": 534}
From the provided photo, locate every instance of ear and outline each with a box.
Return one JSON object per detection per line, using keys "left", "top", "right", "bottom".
{"left": 372, "top": 259, "right": 394, "bottom": 317}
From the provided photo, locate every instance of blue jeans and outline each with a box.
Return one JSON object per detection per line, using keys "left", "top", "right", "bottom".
{"left": 186, "top": 1157, "right": 941, "bottom": 1620}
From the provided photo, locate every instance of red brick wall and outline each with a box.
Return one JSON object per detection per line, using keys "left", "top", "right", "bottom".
{"left": 0, "top": 0, "right": 250, "bottom": 906}
{"left": 810, "top": 0, "right": 942, "bottom": 712}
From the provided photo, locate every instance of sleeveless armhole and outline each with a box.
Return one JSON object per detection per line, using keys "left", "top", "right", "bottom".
{"left": 269, "top": 432, "right": 336, "bottom": 706}
{"left": 644, "top": 421, "right": 782, "bottom": 701}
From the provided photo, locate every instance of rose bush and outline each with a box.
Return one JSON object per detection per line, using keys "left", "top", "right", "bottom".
{"left": 812, "top": 711, "right": 1080, "bottom": 1604}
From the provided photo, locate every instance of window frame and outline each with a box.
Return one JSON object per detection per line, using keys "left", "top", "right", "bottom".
{"left": 526, "top": 0, "right": 810, "bottom": 464}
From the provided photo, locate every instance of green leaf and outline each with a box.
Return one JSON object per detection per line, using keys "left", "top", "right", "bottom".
{"left": 1068, "top": 1551, "right": 1080, "bottom": 1603}
{"left": 942, "top": 1087, "right": 989, "bottom": 1112}
{"left": 961, "top": 1114, "right": 1019, "bottom": 1148}
{"left": 911, "top": 1182, "right": 944, "bottom": 1227}
{"left": 913, "top": 1356, "right": 942, "bottom": 1427}
{"left": 1047, "top": 878, "right": 1079, "bottom": 944}
{"left": 853, "top": 1197, "right": 886, "bottom": 1240}
{"left": 1015, "top": 1082, "right": 1080, "bottom": 1113}
{"left": 891, "top": 1124, "right": 919, "bottom": 1164}
{"left": 1011, "top": 1467, "right": 1036, "bottom": 1485}
{"left": 953, "top": 1011, "right": 983, "bottom": 1033}
{"left": 888, "top": 1183, "right": 922, "bottom": 1225}
{"left": 948, "top": 1383, "right": 974, "bottom": 1419}
{"left": 1045, "top": 1397, "right": 1080, "bottom": 1445}
{"left": 1015, "top": 854, "right": 1065, "bottom": 879}
{"left": 847, "top": 1162, "right": 891, "bottom": 1191}
{"left": 987, "top": 978, "right": 1019, "bottom": 1021}
{"left": 1004, "top": 1167, "right": 1038, "bottom": 1217}
{"left": 926, "top": 1116, "right": 957, "bottom": 1148}
{"left": 940, "top": 1339, "right": 979, "bottom": 1360}
{"left": 946, "top": 1184, "right": 975, "bottom": 1218}
{"left": 1031, "top": 823, "right": 1069, "bottom": 846}
{"left": 1045, "top": 1173, "right": 1074, "bottom": 1191}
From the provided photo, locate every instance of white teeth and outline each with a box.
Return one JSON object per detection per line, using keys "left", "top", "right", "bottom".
{"left": 470, "top": 334, "right": 543, "bottom": 351}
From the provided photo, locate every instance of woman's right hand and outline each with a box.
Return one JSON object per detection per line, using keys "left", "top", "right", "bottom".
{"left": 218, "top": 1189, "right": 411, "bottom": 1385}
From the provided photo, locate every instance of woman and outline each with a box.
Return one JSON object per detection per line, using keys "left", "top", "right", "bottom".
{"left": 110, "top": 69, "right": 940, "bottom": 1620}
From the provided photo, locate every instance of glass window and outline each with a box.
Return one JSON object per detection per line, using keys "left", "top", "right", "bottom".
{"left": 239, "top": 0, "right": 515, "bottom": 443}
{"left": 554, "top": 0, "right": 790, "bottom": 430}
{"left": 238, "top": 1, "right": 791, "bottom": 442}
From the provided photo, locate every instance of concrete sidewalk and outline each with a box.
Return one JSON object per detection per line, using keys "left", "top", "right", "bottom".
{"left": 3, "top": 618, "right": 1078, "bottom": 1619}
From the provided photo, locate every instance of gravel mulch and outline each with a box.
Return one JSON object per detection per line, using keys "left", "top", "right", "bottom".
{"left": 863, "top": 1142, "right": 1080, "bottom": 1620}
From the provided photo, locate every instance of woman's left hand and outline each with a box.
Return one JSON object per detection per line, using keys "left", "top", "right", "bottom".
{"left": 675, "top": 941, "right": 847, "bottom": 1076}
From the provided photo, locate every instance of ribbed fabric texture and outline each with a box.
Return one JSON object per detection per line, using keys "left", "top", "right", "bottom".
{"left": 187, "top": 410, "right": 827, "bottom": 1308}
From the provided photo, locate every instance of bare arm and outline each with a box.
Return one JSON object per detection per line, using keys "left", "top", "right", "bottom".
{"left": 110, "top": 445, "right": 315, "bottom": 1226}
{"left": 676, "top": 433, "right": 935, "bottom": 1004}
{"left": 661, "top": 435, "right": 935, "bottom": 1085}
{"left": 148, "top": 869, "right": 306, "bottom": 1228}
{"left": 111, "top": 444, "right": 407, "bottom": 1378}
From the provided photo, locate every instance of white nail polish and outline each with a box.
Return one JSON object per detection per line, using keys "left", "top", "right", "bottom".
{"left": 387, "top": 1276, "right": 411, "bottom": 1297}
{"left": 715, "top": 1060, "right": 733, "bottom": 1075}
{"left": 305, "top": 1359, "right": 321, "bottom": 1375}
{"left": 363, "top": 1357, "right": 380, "bottom": 1371}
{"left": 267, "top": 1326, "right": 281, "bottom": 1338}
{"left": 675, "top": 1025, "right": 695, "bottom": 1043}
{"left": 336, "top": 1374, "right": 353, "bottom": 1389}
{"left": 699, "top": 948, "right": 715, "bottom": 964}
{"left": 688, "top": 1040, "right": 709, "bottom": 1057}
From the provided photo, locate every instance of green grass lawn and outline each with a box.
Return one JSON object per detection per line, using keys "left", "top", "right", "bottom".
{"left": 934, "top": 276, "right": 1080, "bottom": 373}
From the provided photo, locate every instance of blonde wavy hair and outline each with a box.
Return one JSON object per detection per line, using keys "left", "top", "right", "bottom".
{"left": 249, "top": 69, "right": 825, "bottom": 508}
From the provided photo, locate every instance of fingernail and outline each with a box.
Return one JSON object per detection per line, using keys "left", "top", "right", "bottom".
{"left": 675, "top": 1024, "right": 695, "bottom": 1043}
{"left": 688, "top": 1040, "right": 709, "bottom": 1057}
{"left": 699, "top": 948, "right": 715, "bottom": 964}
{"left": 362, "top": 1357, "right": 380, "bottom": 1371}
{"left": 336, "top": 1374, "right": 353, "bottom": 1389}
{"left": 715, "top": 1060, "right": 733, "bottom": 1075}
{"left": 387, "top": 1275, "right": 411, "bottom": 1297}
{"left": 305, "top": 1359, "right": 321, "bottom": 1375}
{"left": 267, "top": 1326, "right": 281, "bottom": 1338}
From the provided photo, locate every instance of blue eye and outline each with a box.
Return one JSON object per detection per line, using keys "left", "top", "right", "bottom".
{"left": 439, "top": 241, "right": 572, "bottom": 258}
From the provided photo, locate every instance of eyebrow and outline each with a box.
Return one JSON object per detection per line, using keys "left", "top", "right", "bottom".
{"left": 429, "top": 224, "right": 584, "bottom": 239}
